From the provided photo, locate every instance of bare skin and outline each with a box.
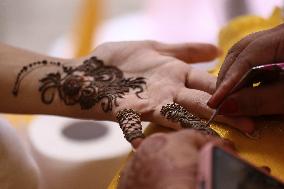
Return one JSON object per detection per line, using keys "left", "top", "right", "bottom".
{"left": 118, "top": 130, "right": 226, "bottom": 189}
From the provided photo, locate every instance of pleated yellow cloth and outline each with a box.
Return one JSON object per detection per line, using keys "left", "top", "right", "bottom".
{"left": 107, "top": 7, "right": 284, "bottom": 189}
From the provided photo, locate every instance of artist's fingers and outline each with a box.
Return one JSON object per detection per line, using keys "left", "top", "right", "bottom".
{"left": 216, "top": 30, "right": 268, "bottom": 88}
{"left": 175, "top": 88, "right": 255, "bottom": 133}
{"left": 218, "top": 82, "right": 284, "bottom": 116}
{"left": 186, "top": 67, "right": 217, "bottom": 94}
{"left": 169, "top": 129, "right": 217, "bottom": 150}
{"left": 118, "top": 130, "right": 210, "bottom": 189}
{"left": 153, "top": 42, "right": 220, "bottom": 63}
{"left": 170, "top": 131, "right": 237, "bottom": 156}
{"left": 217, "top": 24, "right": 284, "bottom": 89}
{"left": 209, "top": 26, "right": 284, "bottom": 109}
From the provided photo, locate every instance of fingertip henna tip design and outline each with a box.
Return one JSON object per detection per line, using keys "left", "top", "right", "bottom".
{"left": 161, "top": 103, "right": 220, "bottom": 137}
{"left": 116, "top": 109, "right": 145, "bottom": 142}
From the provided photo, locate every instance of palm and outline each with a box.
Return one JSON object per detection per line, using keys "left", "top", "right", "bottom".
{"left": 91, "top": 41, "right": 251, "bottom": 131}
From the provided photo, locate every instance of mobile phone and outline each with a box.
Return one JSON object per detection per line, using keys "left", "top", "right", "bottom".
{"left": 197, "top": 143, "right": 284, "bottom": 189}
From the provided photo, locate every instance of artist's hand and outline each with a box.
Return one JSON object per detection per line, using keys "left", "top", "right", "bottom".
{"left": 118, "top": 130, "right": 226, "bottom": 189}
{"left": 77, "top": 41, "right": 253, "bottom": 133}
{"left": 208, "top": 24, "right": 284, "bottom": 116}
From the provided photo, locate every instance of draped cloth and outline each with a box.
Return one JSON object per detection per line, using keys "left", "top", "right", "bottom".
{"left": 108, "top": 7, "right": 284, "bottom": 188}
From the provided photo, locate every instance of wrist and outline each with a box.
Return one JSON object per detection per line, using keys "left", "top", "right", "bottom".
{"left": 51, "top": 57, "right": 115, "bottom": 121}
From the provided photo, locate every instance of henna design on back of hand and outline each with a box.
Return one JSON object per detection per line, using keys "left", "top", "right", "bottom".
{"left": 13, "top": 56, "right": 146, "bottom": 112}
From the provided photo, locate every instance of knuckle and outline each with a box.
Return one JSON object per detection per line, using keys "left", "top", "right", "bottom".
{"left": 228, "top": 36, "right": 251, "bottom": 55}
{"left": 227, "top": 31, "right": 262, "bottom": 55}
{"left": 236, "top": 55, "right": 255, "bottom": 71}
{"left": 223, "top": 50, "right": 236, "bottom": 63}
{"left": 227, "top": 44, "right": 239, "bottom": 55}
{"left": 139, "top": 134, "right": 168, "bottom": 153}
{"left": 218, "top": 54, "right": 237, "bottom": 86}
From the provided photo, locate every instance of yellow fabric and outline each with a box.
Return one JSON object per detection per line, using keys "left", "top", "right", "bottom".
{"left": 107, "top": 8, "right": 284, "bottom": 189}
{"left": 2, "top": 114, "right": 34, "bottom": 129}
{"left": 73, "top": 0, "right": 101, "bottom": 57}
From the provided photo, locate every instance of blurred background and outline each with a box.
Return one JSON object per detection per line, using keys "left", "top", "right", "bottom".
{"left": 0, "top": 1, "right": 283, "bottom": 189}
{"left": 0, "top": 0, "right": 283, "bottom": 58}
{"left": 0, "top": 0, "right": 142, "bottom": 56}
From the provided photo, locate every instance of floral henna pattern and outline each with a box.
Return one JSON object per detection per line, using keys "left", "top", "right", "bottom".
{"left": 13, "top": 56, "right": 146, "bottom": 112}
{"left": 160, "top": 103, "right": 220, "bottom": 137}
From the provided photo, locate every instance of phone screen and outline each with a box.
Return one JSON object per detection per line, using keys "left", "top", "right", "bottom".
{"left": 213, "top": 147, "right": 284, "bottom": 189}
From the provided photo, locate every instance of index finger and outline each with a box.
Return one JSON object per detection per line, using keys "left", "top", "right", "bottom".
{"left": 208, "top": 31, "right": 284, "bottom": 108}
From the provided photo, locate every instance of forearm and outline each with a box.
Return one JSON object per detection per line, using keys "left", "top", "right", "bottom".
{"left": 0, "top": 43, "right": 107, "bottom": 120}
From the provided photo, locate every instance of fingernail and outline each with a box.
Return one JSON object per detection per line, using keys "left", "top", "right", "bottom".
{"left": 219, "top": 98, "right": 238, "bottom": 114}
{"left": 207, "top": 94, "right": 221, "bottom": 109}
{"left": 207, "top": 98, "right": 216, "bottom": 108}
{"left": 207, "top": 99, "right": 213, "bottom": 107}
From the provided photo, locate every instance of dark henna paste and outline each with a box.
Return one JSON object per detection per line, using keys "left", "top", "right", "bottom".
{"left": 116, "top": 109, "right": 144, "bottom": 142}
{"left": 13, "top": 56, "right": 146, "bottom": 112}
{"left": 160, "top": 103, "right": 220, "bottom": 137}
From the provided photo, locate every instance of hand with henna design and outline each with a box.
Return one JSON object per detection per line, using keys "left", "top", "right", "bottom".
{"left": 118, "top": 130, "right": 229, "bottom": 189}
{"left": 86, "top": 41, "right": 254, "bottom": 136}
{"left": 1, "top": 41, "right": 253, "bottom": 148}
